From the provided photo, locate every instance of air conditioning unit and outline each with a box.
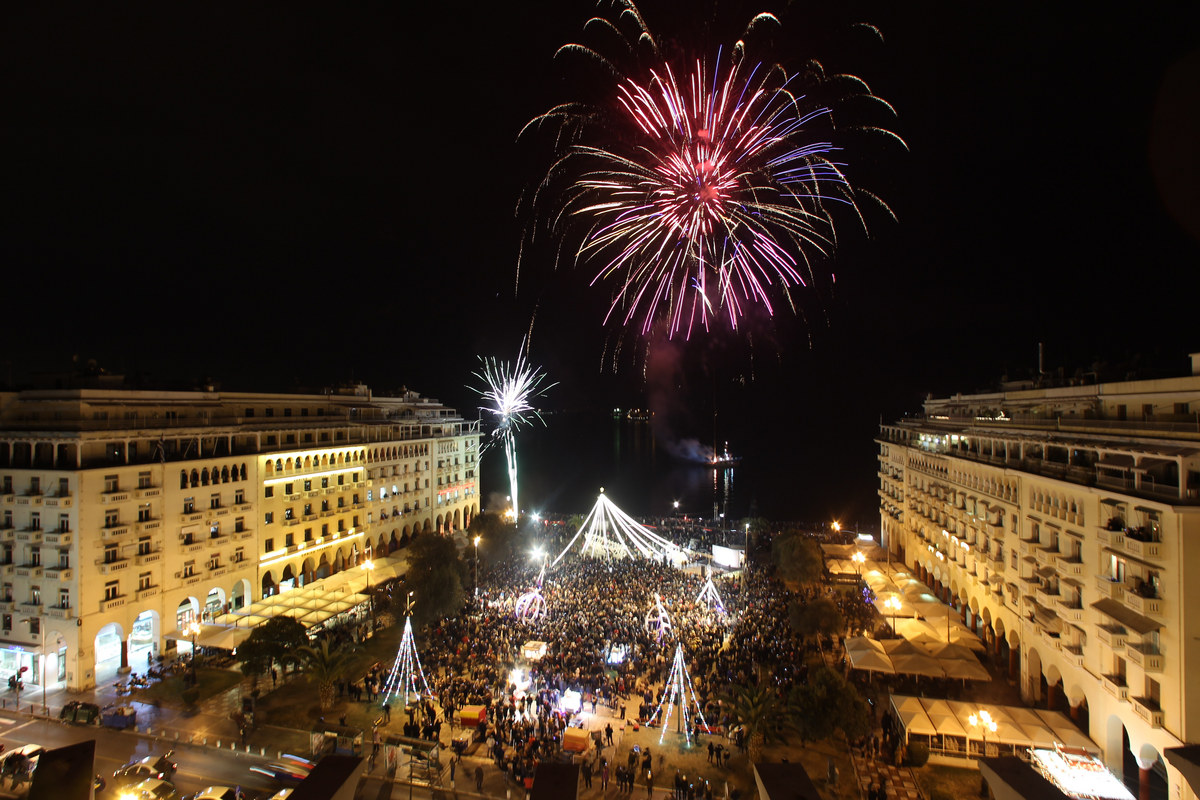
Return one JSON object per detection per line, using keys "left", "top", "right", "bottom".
{"left": 174, "top": 571, "right": 182, "bottom": 579}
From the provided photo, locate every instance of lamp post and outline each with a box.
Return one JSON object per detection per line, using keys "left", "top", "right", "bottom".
{"left": 851, "top": 550, "right": 866, "bottom": 580}
{"left": 363, "top": 559, "right": 375, "bottom": 632}
{"left": 186, "top": 621, "right": 202, "bottom": 687}
{"left": 884, "top": 595, "right": 902, "bottom": 634}
{"left": 473, "top": 536, "right": 481, "bottom": 597}
{"left": 968, "top": 709, "right": 997, "bottom": 758}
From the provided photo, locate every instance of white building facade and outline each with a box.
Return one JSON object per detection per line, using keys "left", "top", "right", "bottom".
{"left": 0, "top": 385, "right": 479, "bottom": 692}
{"left": 879, "top": 363, "right": 1200, "bottom": 800}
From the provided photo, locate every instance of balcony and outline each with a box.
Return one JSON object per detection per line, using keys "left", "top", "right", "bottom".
{"left": 101, "top": 491, "right": 130, "bottom": 504}
{"left": 135, "top": 519, "right": 160, "bottom": 533}
{"left": 1040, "top": 628, "right": 1061, "bottom": 651}
{"left": 1034, "top": 587, "right": 1060, "bottom": 608}
{"left": 1122, "top": 534, "right": 1162, "bottom": 561}
{"left": 42, "top": 495, "right": 72, "bottom": 508}
{"left": 136, "top": 552, "right": 162, "bottom": 566}
{"left": 43, "top": 567, "right": 72, "bottom": 581}
{"left": 234, "top": 502, "right": 253, "bottom": 512}
{"left": 1055, "top": 597, "right": 1084, "bottom": 624}
{"left": 0, "top": 530, "right": 12, "bottom": 543}
{"left": 134, "top": 486, "right": 161, "bottom": 499}
{"left": 282, "top": 517, "right": 300, "bottom": 527}
{"left": 1126, "top": 642, "right": 1163, "bottom": 673}
{"left": 1094, "top": 574, "right": 1123, "bottom": 599}
{"left": 15, "top": 529, "right": 42, "bottom": 543}
{"left": 179, "top": 511, "right": 204, "bottom": 523}
{"left": 95, "top": 559, "right": 129, "bottom": 574}
{"left": 1123, "top": 586, "right": 1162, "bottom": 617}
{"left": 42, "top": 531, "right": 72, "bottom": 546}
{"left": 1097, "top": 527, "right": 1124, "bottom": 547}
{"left": 1096, "top": 624, "right": 1126, "bottom": 651}
{"left": 1055, "top": 554, "right": 1084, "bottom": 577}
{"left": 1018, "top": 538, "right": 1038, "bottom": 557}
{"left": 234, "top": 530, "right": 254, "bottom": 541}
{"left": 136, "top": 586, "right": 160, "bottom": 600}
{"left": 1035, "top": 546, "right": 1059, "bottom": 567}
{"left": 182, "top": 541, "right": 207, "bottom": 554}
{"left": 99, "top": 596, "right": 126, "bottom": 611}
{"left": 1102, "top": 673, "right": 1129, "bottom": 701}
{"left": 1131, "top": 696, "right": 1163, "bottom": 728}
{"left": 1063, "top": 644, "right": 1084, "bottom": 667}
{"left": 14, "top": 566, "right": 42, "bottom": 578}
{"left": 100, "top": 525, "right": 131, "bottom": 540}
{"left": 45, "top": 605, "right": 73, "bottom": 620}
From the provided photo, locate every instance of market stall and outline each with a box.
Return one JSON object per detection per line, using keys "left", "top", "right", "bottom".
{"left": 459, "top": 705, "right": 487, "bottom": 727}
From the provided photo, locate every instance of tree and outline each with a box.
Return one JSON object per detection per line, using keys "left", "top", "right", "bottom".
{"left": 720, "top": 670, "right": 798, "bottom": 763}
{"left": 296, "top": 639, "right": 355, "bottom": 712}
{"left": 470, "top": 512, "right": 521, "bottom": 565}
{"left": 772, "top": 531, "right": 823, "bottom": 585}
{"left": 788, "top": 597, "right": 844, "bottom": 653}
{"left": 400, "top": 533, "right": 465, "bottom": 626}
{"left": 236, "top": 616, "right": 308, "bottom": 678}
{"left": 792, "top": 666, "right": 871, "bottom": 743}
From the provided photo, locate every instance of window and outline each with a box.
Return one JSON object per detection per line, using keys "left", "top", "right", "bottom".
{"left": 209, "top": 523, "right": 221, "bottom": 539}
{"left": 1, "top": 615, "right": 8, "bottom": 631}
{"left": 137, "top": 471, "right": 151, "bottom": 489}
{"left": 137, "top": 538, "right": 151, "bottom": 556}
{"left": 58, "top": 513, "right": 70, "bottom": 532}
{"left": 285, "top": 483, "right": 294, "bottom": 495}
{"left": 104, "top": 474, "right": 119, "bottom": 493}
{"left": 367, "top": 490, "right": 373, "bottom": 502}
{"left": 265, "top": 408, "right": 274, "bottom": 417}
{"left": 284, "top": 508, "right": 294, "bottom": 521}
{"left": 1, "top": 477, "right": 10, "bottom": 494}
{"left": 352, "top": 515, "right": 359, "bottom": 528}
{"left": 304, "top": 480, "right": 312, "bottom": 492}
{"left": 104, "top": 581, "right": 119, "bottom": 600}
{"left": 337, "top": 474, "right": 345, "bottom": 486}
{"left": 285, "top": 533, "right": 294, "bottom": 548}
{"left": 183, "top": 497, "right": 195, "bottom": 514}
{"left": 353, "top": 472, "right": 359, "bottom": 482}
{"left": 303, "top": 503, "right": 312, "bottom": 516}
{"left": 234, "top": 548, "right": 244, "bottom": 563}
{"left": 210, "top": 493, "right": 221, "bottom": 509}
{"left": 234, "top": 517, "right": 245, "bottom": 533}
{"left": 29, "top": 548, "right": 39, "bottom": 567}
{"left": 1, "top": 546, "right": 10, "bottom": 565}
{"left": 235, "top": 489, "right": 245, "bottom": 505}
{"left": 182, "top": 562, "right": 195, "bottom": 578}
{"left": 28, "top": 617, "right": 39, "bottom": 635}
{"left": 29, "top": 477, "right": 40, "bottom": 495}
{"left": 58, "top": 478, "right": 69, "bottom": 496}
{"left": 264, "top": 486, "right": 274, "bottom": 499}
{"left": 104, "top": 546, "right": 118, "bottom": 563}
{"left": 304, "top": 528, "right": 313, "bottom": 542}
{"left": 104, "top": 510, "right": 119, "bottom": 528}
{"left": 1, "top": 584, "right": 10, "bottom": 601}
{"left": 1, "top": 512, "right": 9, "bottom": 530}
{"left": 58, "top": 549, "right": 69, "bottom": 568}
{"left": 57, "top": 589, "right": 69, "bottom": 609}
{"left": 137, "top": 505, "right": 151, "bottom": 523}
{"left": 264, "top": 538, "right": 274, "bottom": 553}
{"left": 338, "top": 520, "right": 346, "bottom": 532}
{"left": 321, "top": 477, "right": 329, "bottom": 489}
{"left": 30, "top": 512, "right": 40, "bottom": 531}
{"left": 264, "top": 512, "right": 274, "bottom": 525}
{"left": 138, "top": 573, "right": 152, "bottom": 591}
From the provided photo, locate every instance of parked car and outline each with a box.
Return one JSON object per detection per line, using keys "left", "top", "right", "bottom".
{"left": 119, "top": 777, "right": 179, "bottom": 800}
{"left": 182, "top": 787, "right": 245, "bottom": 800}
{"left": 248, "top": 754, "right": 315, "bottom": 786}
{"left": 113, "top": 751, "right": 177, "bottom": 786}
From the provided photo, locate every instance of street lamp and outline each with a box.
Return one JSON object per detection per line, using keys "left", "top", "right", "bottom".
{"left": 473, "top": 536, "right": 481, "bottom": 597}
{"left": 362, "top": 559, "right": 375, "bottom": 631}
{"left": 884, "top": 595, "right": 902, "bottom": 634}
{"left": 851, "top": 550, "right": 866, "bottom": 579}
{"left": 968, "top": 709, "right": 998, "bottom": 757}
{"left": 186, "top": 621, "right": 202, "bottom": 687}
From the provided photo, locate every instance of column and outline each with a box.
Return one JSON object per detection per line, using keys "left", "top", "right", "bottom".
{"left": 118, "top": 639, "right": 130, "bottom": 675}
{"left": 1046, "top": 681, "right": 1058, "bottom": 710}
{"left": 1135, "top": 757, "right": 1156, "bottom": 800}
{"left": 1008, "top": 647, "right": 1018, "bottom": 680}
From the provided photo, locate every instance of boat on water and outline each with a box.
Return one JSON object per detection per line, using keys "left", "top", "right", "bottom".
{"left": 709, "top": 442, "right": 741, "bottom": 468}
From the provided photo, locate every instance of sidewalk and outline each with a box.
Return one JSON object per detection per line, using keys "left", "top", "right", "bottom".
{"left": 848, "top": 741, "right": 923, "bottom": 800}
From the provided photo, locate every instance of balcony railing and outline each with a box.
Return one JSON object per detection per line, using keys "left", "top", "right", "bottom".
{"left": 1131, "top": 697, "right": 1163, "bottom": 728}
{"left": 1102, "top": 674, "right": 1129, "bottom": 701}
{"left": 1096, "top": 624, "right": 1126, "bottom": 651}
{"left": 1126, "top": 642, "right": 1163, "bottom": 672}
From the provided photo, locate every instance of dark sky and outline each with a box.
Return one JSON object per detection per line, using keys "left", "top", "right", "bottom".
{"left": 2, "top": 2, "right": 1199, "bottom": 519}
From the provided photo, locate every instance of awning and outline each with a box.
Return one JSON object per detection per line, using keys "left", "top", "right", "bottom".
{"left": 1097, "top": 455, "right": 1135, "bottom": 468}
{"left": 1091, "top": 598, "right": 1160, "bottom": 634}
{"left": 1165, "top": 746, "right": 1200, "bottom": 798}
{"left": 163, "top": 624, "right": 252, "bottom": 651}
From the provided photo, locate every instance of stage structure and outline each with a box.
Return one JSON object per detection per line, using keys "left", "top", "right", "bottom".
{"left": 552, "top": 490, "right": 688, "bottom": 565}
{"left": 648, "top": 643, "right": 711, "bottom": 745}
{"left": 696, "top": 568, "right": 727, "bottom": 615}
{"left": 381, "top": 596, "right": 433, "bottom": 706}
{"left": 645, "top": 593, "right": 673, "bottom": 642}
{"left": 515, "top": 561, "right": 549, "bottom": 622}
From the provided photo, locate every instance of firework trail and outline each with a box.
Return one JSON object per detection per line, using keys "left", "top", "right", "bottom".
{"left": 470, "top": 341, "right": 554, "bottom": 518}
{"left": 522, "top": 1, "right": 903, "bottom": 340}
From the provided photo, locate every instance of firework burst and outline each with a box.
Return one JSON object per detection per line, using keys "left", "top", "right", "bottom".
{"left": 470, "top": 341, "right": 554, "bottom": 518}
{"left": 523, "top": 1, "right": 903, "bottom": 339}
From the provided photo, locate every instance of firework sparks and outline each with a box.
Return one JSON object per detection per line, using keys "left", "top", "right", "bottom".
{"left": 470, "top": 341, "right": 554, "bottom": 518}
{"left": 524, "top": 2, "right": 902, "bottom": 339}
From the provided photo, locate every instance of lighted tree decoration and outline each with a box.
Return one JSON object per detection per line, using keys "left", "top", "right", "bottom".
{"left": 695, "top": 568, "right": 727, "bottom": 615}
{"left": 648, "top": 643, "right": 711, "bottom": 745}
{"left": 644, "top": 593, "right": 673, "bottom": 642}
{"left": 381, "top": 593, "right": 433, "bottom": 706}
{"left": 515, "top": 561, "right": 549, "bottom": 622}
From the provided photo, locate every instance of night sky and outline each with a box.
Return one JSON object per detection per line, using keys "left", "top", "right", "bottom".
{"left": 2, "top": 2, "right": 1198, "bottom": 519}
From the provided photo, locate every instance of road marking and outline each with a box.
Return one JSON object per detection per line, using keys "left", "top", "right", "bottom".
{"left": 5, "top": 720, "right": 37, "bottom": 735}
{"left": 0, "top": 717, "right": 15, "bottom": 726}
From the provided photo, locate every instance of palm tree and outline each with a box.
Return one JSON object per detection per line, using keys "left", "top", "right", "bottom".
{"left": 295, "top": 639, "right": 355, "bottom": 712}
{"left": 720, "top": 670, "right": 798, "bottom": 764}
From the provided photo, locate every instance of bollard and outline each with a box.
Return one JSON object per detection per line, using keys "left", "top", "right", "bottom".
{"left": 216, "top": 740, "right": 221, "bottom": 749}
{"left": 245, "top": 745, "right": 251, "bottom": 754}
{"left": 202, "top": 738, "right": 208, "bottom": 747}
{"left": 260, "top": 747, "right": 266, "bottom": 757}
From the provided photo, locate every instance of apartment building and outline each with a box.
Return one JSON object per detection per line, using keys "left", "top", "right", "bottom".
{"left": 878, "top": 358, "right": 1200, "bottom": 800}
{"left": 0, "top": 385, "right": 479, "bottom": 692}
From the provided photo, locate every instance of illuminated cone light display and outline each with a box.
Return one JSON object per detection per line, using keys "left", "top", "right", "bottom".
{"left": 381, "top": 613, "right": 433, "bottom": 706}
{"left": 553, "top": 490, "right": 687, "bottom": 565}
{"left": 648, "top": 643, "right": 711, "bottom": 745}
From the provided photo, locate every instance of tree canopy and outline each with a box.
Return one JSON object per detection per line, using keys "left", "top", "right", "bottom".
{"left": 792, "top": 666, "right": 872, "bottom": 743}
{"left": 399, "top": 533, "right": 466, "bottom": 626}
{"left": 772, "top": 531, "right": 824, "bottom": 585}
{"left": 788, "top": 596, "right": 844, "bottom": 649}
{"left": 236, "top": 615, "right": 308, "bottom": 676}
{"left": 469, "top": 512, "right": 522, "bottom": 565}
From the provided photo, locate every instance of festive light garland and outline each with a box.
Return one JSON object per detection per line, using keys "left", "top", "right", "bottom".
{"left": 515, "top": 562, "right": 549, "bottom": 622}
{"left": 381, "top": 615, "right": 433, "bottom": 705}
{"left": 648, "top": 643, "right": 711, "bottom": 745}
{"left": 695, "top": 570, "right": 727, "bottom": 615}
{"left": 554, "top": 490, "right": 687, "bottom": 565}
{"left": 644, "top": 593, "right": 673, "bottom": 642}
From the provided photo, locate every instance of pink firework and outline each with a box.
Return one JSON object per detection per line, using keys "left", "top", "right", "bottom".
{"left": 525, "top": 3, "right": 901, "bottom": 340}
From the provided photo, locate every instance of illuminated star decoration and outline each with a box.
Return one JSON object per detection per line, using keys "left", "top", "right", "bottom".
{"left": 523, "top": 2, "right": 902, "bottom": 339}
{"left": 515, "top": 561, "right": 549, "bottom": 622}
{"left": 381, "top": 606, "right": 433, "bottom": 705}
{"left": 644, "top": 592, "right": 673, "bottom": 643}
{"left": 648, "top": 643, "right": 711, "bottom": 745}
{"left": 471, "top": 340, "right": 554, "bottom": 519}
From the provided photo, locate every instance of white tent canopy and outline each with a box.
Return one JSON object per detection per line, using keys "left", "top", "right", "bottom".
{"left": 891, "top": 695, "right": 1099, "bottom": 755}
